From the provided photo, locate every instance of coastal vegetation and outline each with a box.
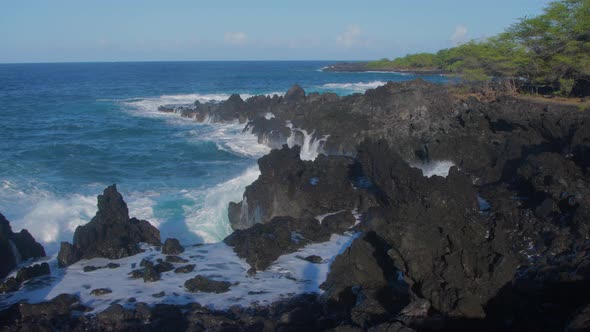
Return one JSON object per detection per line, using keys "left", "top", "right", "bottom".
{"left": 368, "top": 0, "right": 590, "bottom": 96}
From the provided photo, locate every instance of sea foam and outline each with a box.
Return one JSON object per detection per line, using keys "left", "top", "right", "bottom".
{"left": 123, "top": 94, "right": 272, "bottom": 158}
{"left": 181, "top": 166, "right": 261, "bottom": 243}
{"left": 0, "top": 188, "right": 97, "bottom": 255}
{"left": 411, "top": 160, "right": 455, "bottom": 178}
{"left": 322, "top": 81, "right": 387, "bottom": 92}
{"left": 286, "top": 122, "right": 328, "bottom": 161}
{"left": 1, "top": 231, "right": 359, "bottom": 313}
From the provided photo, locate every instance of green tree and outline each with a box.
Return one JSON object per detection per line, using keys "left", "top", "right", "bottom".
{"left": 371, "top": 0, "right": 590, "bottom": 96}
{"left": 507, "top": 0, "right": 590, "bottom": 91}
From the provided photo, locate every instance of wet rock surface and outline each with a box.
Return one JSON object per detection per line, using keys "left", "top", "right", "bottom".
{"left": 321, "top": 232, "right": 409, "bottom": 327}
{"left": 90, "top": 288, "right": 112, "bottom": 296}
{"left": 184, "top": 275, "right": 232, "bottom": 293}
{"left": 228, "top": 145, "right": 365, "bottom": 230}
{"left": 174, "top": 264, "right": 195, "bottom": 274}
{"left": 0, "top": 294, "right": 340, "bottom": 331}
{"left": 0, "top": 294, "right": 87, "bottom": 331}
{"left": 225, "top": 213, "right": 353, "bottom": 271}
{"left": 303, "top": 255, "right": 322, "bottom": 264}
{"left": 83, "top": 263, "right": 120, "bottom": 273}
{"left": 142, "top": 261, "right": 161, "bottom": 282}
{"left": 0, "top": 213, "right": 45, "bottom": 279}
{"left": 162, "top": 238, "right": 184, "bottom": 255}
{"left": 165, "top": 255, "right": 188, "bottom": 263}
{"left": 0, "top": 263, "right": 50, "bottom": 294}
{"left": 356, "top": 140, "right": 518, "bottom": 318}
{"left": 57, "top": 185, "right": 161, "bottom": 267}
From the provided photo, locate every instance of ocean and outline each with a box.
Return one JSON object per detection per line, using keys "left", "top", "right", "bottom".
{"left": 0, "top": 61, "right": 449, "bottom": 254}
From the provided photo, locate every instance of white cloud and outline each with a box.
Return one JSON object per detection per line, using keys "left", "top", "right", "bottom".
{"left": 451, "top": 25, "right": 468, "bottom": 46}
{"left": 224, "top": 32, "right": 248, "bottom": 46}
{"left": 336, "top": 25, "right": 363, "bottom": 48}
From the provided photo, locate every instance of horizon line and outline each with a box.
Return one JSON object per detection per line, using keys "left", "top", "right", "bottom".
{"left": 0, "top": 59, "right": 369, "bottom": 65}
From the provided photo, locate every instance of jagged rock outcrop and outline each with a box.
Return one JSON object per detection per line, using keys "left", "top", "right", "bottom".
{"left": 57, "top": 185, "right": 161, "bottom": 267}
{"left": 158, "top": 80, "right": 462, "bottom": 156}
{"left": 0, "top": 263, "right": 50, "bottom": 294}
{"left": 159, "top": 81, "right": 589, "bottom": 186}
{"left": 284, "top": 84, "right": 306, "bottom": 103}
{"left": 224, "top": 216, "right": 334, "bottom": 271}
{"left": 0, "top": 294, "right": 87, "bottom": 331}
{"left": 418, "top": 95, "right": 590, "bottom": 185}
{"left": 357, "top": 140, "right": 518, "bottom": 318}
{"left": 320, "top": 232, "right": 409, "bottom": 328}
{"left": 228, "top": 145, "right": 370, "bottom": 230}
{"left": 0, "top": 213, "right": 45, "bottom": 279}
{"left": 220, "top": 82, "right": 589, "bottom": 328}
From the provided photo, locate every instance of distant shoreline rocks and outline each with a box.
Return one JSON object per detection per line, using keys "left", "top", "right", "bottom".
{"left": 322, "top": 61, "right": 448, "bottom": 75}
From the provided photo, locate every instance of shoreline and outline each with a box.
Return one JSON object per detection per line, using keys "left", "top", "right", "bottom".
{"left": 322, "top": 61, "right": 449, "bottom": 75}
{"left": 1, "top": 79, "right": 589, "bottom": 331}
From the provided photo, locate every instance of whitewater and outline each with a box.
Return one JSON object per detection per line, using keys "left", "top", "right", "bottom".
{"left": 0, "top": 61, "right": 450, "bottom": 255}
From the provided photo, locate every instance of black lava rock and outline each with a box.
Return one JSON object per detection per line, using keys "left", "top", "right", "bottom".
{"left": 303, "top": 255, "right": 323, "bottom": 264}
{"left": 154, "top": 261, "right": 174, "bottom": 273}
{"left": 0, "top": 213, "right": 45, "bottom": 279}
{"left": 57, "top": 185, "right": 161, "bottom": 267}
{"left": 90, "top": 288, "right": 113, "bottom": 296}
{"left": 184, "top": 276, "right": 231, "bottom": 293}
{"left": 0, "top": 263, "right": 50, "bottom": 294}
{"left": 165, "top": 255, "right": 188, "bottom": 263}
{"left": 162, "top": 238, "right": 184, "bottom": 255}
{"left": 174, "top": 264, "right": 195, "bottom": 274}
{"left": 142, "top": 262, "right": 160, "bottom": 282}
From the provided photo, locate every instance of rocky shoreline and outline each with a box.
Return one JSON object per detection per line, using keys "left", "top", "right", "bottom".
{"left": 1, "top": 80, "right": 589, "bottom": 331}
{"left": 321, "top": 62, "right": 447, "bottom": 75}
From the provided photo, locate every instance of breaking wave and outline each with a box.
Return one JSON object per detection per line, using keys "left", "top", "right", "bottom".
{"left": 321, "top": 81, "right": 387, "bottom": 92}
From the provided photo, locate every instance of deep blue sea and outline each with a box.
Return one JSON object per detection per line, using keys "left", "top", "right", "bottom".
{"left": 0, "top": 61, "right": 448, "bottom": 254}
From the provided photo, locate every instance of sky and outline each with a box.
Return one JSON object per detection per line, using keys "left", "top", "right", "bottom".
{"left": 0, "top": 0, "right": 552, "bottom": 63}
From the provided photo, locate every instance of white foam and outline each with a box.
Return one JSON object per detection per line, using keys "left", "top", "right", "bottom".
{"left": 286, "top": 122, "right": 328, "bottom": 161}
{"left": 1, "top": 192, "right": 98, "bottom": 254}
{"left": 0, "top": 170, "right": 264, "bottom": 256}
{"left": 123, "top": 94, "right": 271, "bottom": 158}
{"left": 213, "top": 123, "right": 271, "bottom": 157}
{"left": 181, "top": 166, "right": 261, "bottom": 243}
{"left": 122, "top": 94, "right": 234, "bottom": 121}
{"left": 123, "top": 91, "right": 284, "bottom": 117}
{"left": 0, "top": 232, "right": 359, "bottom": 313}
{"left": 0, "top": 183, "right": 175, "bottom": 256}
{"left": 126, "top": 193, "right": 160, "bottom": 227}
{"left": 8, "top": 240, "right": 22, "bottom": 265}
{"left": 351, "top": 209, "right": 362, "bottom": 226}
{"left": 411, "top": 160, "right": 455, "bottom": 178}
{"left": 322, "top": 81, "right": 387, "bottom": 92}
{"left": 315, "top": 210, "right": 346, "bottom": 224}
{"left": 365, "top": 71, "right": 411, "bottom": 75}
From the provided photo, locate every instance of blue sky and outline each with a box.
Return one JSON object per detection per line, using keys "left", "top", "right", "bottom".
{"left": 0, "top": 0, "right": 551, "bottom": 63}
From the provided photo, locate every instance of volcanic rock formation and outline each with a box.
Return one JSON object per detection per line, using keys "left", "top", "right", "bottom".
{"left": 57, "top": 185, "right": 160, "bottom": 267}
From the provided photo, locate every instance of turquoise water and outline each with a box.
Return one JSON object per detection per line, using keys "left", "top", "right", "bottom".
{"left": 0, "top": 61, "right": 449, "bottom": 253}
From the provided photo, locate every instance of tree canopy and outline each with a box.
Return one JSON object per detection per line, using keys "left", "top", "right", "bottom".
{"left": 368, "top": 0, "right": 590, "bottom": 96}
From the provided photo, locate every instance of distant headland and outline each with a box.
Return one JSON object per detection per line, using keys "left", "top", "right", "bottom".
{"left": 327, "top": 0, "right": 590, "bottom": 98}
